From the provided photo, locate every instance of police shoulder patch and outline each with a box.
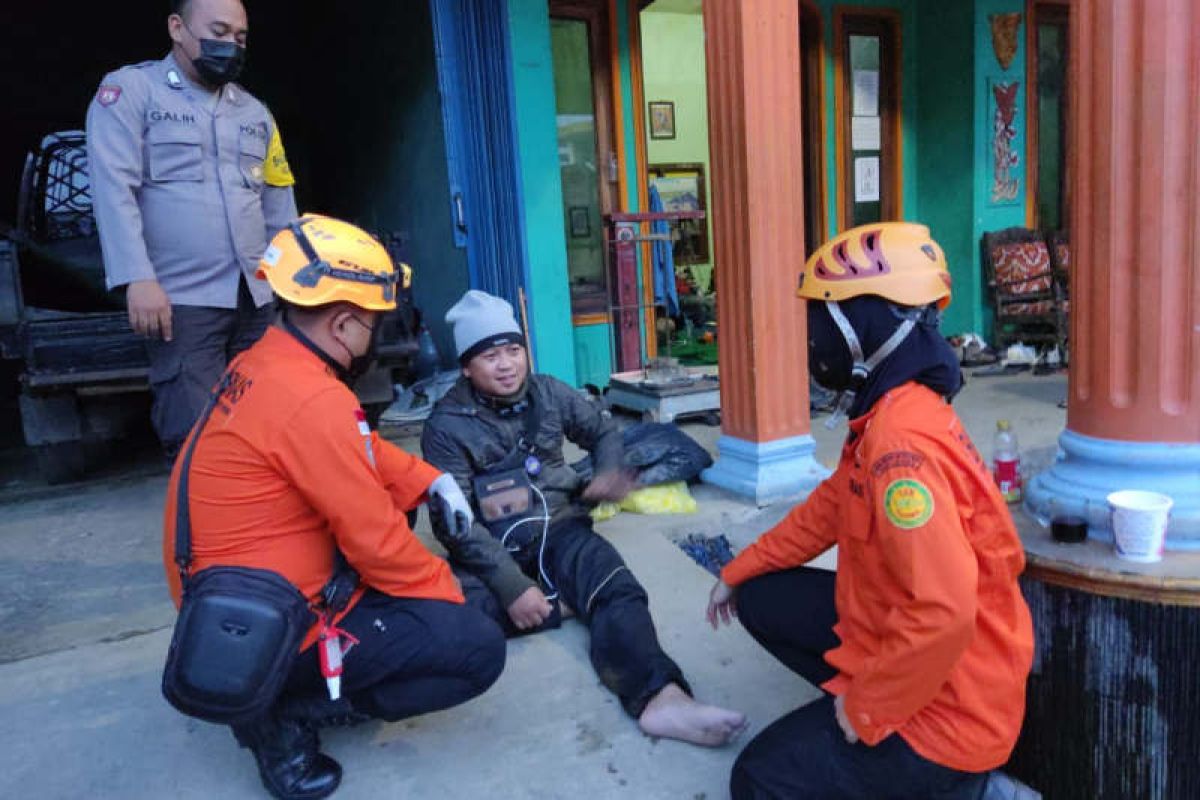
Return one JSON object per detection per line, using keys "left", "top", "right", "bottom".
{"left": 263, "top": 123, "right": 295, "bottom": 187}
{"left": 882, "top": 478, "right": 934, "bottom": 530}
{"left": 96, "top": 85, "right": 122, "bottom": 107}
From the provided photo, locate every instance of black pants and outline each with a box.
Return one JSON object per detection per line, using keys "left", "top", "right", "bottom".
{"left": 731, "top": 568, "right": 987, "bottom": 800}
{"left": 458, "top": 517, "right": 688, "bottom": 718}
{"left": 281, "top": 590, "right": 506, "bottom": 722}
{"left": 145, "top": 278, "right": 273, "bottom": 461}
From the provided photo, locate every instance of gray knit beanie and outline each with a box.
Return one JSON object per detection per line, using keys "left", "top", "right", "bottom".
{"left": 445, "top": 290, "right": 526, "bottom": 364}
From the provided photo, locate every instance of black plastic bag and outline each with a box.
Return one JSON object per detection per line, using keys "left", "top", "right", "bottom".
{"left": 573, "top": 422, "right": 713, "bottom": 486}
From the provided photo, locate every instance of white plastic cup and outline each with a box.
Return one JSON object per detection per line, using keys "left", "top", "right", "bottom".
{"left": 1107, "top": 490, "right": 1173, "bottom": 563}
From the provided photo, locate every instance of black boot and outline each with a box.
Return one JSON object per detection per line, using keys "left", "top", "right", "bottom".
{"left": 232, "top": 713, "right": 342, "bottom": 800}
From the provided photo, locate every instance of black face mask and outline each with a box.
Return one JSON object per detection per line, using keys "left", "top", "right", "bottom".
{"left": 280, "top": 309, "right": 379, "bottom": 389}
{"left": 808, "top": 296, "right": 964, "bottom": 421}
{"left": 185, "top": 24, "right": 246, "bottom": 86}
{"left": 345, "top": 315, "right": 382, "bottom": 385}
{"left": 807, "top": 301, "right": 854, "bottom": 392}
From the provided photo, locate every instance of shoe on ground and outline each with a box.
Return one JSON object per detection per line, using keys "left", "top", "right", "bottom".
{"left": 233, "top": 713, "right": 342, "bottom": 800}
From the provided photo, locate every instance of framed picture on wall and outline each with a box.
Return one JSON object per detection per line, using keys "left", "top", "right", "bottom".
{"left": 648, "top": 162, "right": 709, "bottom": 265}
{"left": 568, "top": 206, "right": 591, "bottom": 238}
{"left": 648, "top": 101, "right": 676, "bottom": 139}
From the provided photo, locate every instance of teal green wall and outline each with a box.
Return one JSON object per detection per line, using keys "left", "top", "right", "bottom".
{"left": 508, "top": 0, "right": 578, "bottom": 383}
{"left": 639, "top": 11, "right": 713, "bottom": 286}
{"left": 915, "top": 0, "right": 976, "bottom": 335}
{"left": 573, "top": 322, "right": 614, "bottom": 389}
{"left": 972, "top": 0, "right": 1028, "bottom": 338}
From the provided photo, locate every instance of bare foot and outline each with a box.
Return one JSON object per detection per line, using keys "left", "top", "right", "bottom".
{"left": 637, "top": 683, "right": 747, "bottom": 747}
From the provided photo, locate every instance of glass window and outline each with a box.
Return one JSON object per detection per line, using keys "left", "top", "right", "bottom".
{"left": 848, "top": 34, "right": 882, "bottom": 226}
{"left": 839, "top": 12, "right": 898, "bottom": 230}
{"left": 551, "top": 19, "right": 608, "bottom": 315}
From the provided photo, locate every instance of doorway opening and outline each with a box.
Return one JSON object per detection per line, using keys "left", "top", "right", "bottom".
{"left": 834, "top": 8, "right": 901, "bottom": 229}
{"left": 1027, "top": 0, "right": 1070, "bottom": 233}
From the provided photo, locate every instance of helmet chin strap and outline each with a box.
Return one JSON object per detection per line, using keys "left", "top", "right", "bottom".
{"left": 823, "top": 300, "right": 917, "bottom": 429}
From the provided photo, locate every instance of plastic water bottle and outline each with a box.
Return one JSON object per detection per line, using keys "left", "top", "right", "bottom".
{"left": 993, "top": 419, "right": 1023, "bottom": 504}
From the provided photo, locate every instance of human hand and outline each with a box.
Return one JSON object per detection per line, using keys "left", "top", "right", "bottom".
{"left": 429, "top": 473, "right": 473, "bottom": 539}
{"left": 507, "top": 586, "right": 553, "bottom": 630}
{"left": 582, "top": 468, "right": 637, "bottom": 503}
{"left": 705, "top": 579, "right": 737, "bottom": 629}
{"left": 834, "top": 694, "right": 859, "bottom": 744}
{"left": 126, "top": 280, "right": 172, "bottom": 340}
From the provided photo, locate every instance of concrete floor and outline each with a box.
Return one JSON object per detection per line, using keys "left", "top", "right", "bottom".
{"left": 0, "top": 372, "right": 1066, "bottom": 799}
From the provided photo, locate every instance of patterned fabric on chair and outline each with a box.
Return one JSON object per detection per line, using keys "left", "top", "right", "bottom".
{"left": 1047, "top": 232, "right": 1071, "bottom": 293}
{"left": 993, "top": 241, "right": 1053, "bottom": 295}
{"left": 1006, "top": 300, "right": 1055, "bottom": 315}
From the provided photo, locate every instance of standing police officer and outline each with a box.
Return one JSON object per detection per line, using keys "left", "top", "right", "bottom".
{"left": 87, "top": 0, "right": 297, "bottom": 460}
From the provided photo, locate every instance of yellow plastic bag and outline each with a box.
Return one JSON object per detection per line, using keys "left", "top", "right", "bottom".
{"left": 590, "top": 501, "right": 622, "bottom": 522}
{"left": 619, "top": 481, "right": 697, "bottom": 515}
{"left": 590, "top": 482, "right": 698, "bottom": 521}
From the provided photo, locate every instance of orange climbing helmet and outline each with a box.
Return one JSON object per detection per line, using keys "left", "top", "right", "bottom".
{"left": 257, "top": 214, "right": 412, "bottom": 311}
{"left": 798, "top": 222, "right": 952, "bottom": 310}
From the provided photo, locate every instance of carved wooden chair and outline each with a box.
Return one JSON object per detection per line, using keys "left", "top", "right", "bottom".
{"left": 981, "top": 227, "right": 1069, "bottom": 358}
{"left": 1045, "top": 230, "right": 1071, "bottom": 363}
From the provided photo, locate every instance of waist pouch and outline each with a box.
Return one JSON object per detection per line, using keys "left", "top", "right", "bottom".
{"left": 473, "top": 467, "right": 538, "bottom": 545}
{"left": 162, "top": 565, "right": 315, "bottom": 725}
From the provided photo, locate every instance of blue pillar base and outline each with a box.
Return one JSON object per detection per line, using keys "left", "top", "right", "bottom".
{"left": 702, "top": 434, "right": 830, "bottom": 506}
{"left": 1026, "top": 429, "right": 1200, "bottom": 551}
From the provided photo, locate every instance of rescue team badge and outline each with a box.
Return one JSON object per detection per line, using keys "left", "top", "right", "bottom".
{"left": 97, "top": 85, "right": 122, "bottom": 106}
{"left": 883, "top": 478, "right": 934, "bottom": 529}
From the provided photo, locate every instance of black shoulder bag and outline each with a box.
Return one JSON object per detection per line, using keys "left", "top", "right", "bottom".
{"left": 162, "top": 374, "right": 357, "bottom": 725}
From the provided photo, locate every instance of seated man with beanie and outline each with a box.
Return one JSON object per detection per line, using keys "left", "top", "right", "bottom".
{"left": 707, "top": 223, "right": 1036, "bottom": 798}
{"left": 164, "top": 216, "right": 506, "bottom": 800}
{"left": 421, "top": 289, "right": 746, "bottom": 748}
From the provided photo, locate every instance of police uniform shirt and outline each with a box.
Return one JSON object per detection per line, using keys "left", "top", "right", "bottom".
{"left": 86, "top": 52, "right": 298, "bottom": 309}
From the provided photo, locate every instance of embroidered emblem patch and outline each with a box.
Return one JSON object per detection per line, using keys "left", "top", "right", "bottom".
{"left": 883, "top": 478, "right": 934, "bottom": 529}
{"left": 96, "top": 85, "right": 122, "bottom": 107}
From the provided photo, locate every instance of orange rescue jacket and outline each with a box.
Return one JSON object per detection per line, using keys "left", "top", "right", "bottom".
{"left": 163, "top": 326, "right": 462, "bottom": 649}
{"left": 722, "top": 382, "right": 1034, "bottom": 773}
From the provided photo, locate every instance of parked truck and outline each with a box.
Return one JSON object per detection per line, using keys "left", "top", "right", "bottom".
{"left": 1, "top": 131, "right": 419, "bottom": 483}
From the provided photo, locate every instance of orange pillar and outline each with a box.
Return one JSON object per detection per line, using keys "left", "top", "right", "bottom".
{"left": 1027, "top": 0, "right": 1200, "bottom": 547}
{"left": 700, "top": 0, "right": 828, "bottom": 503}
